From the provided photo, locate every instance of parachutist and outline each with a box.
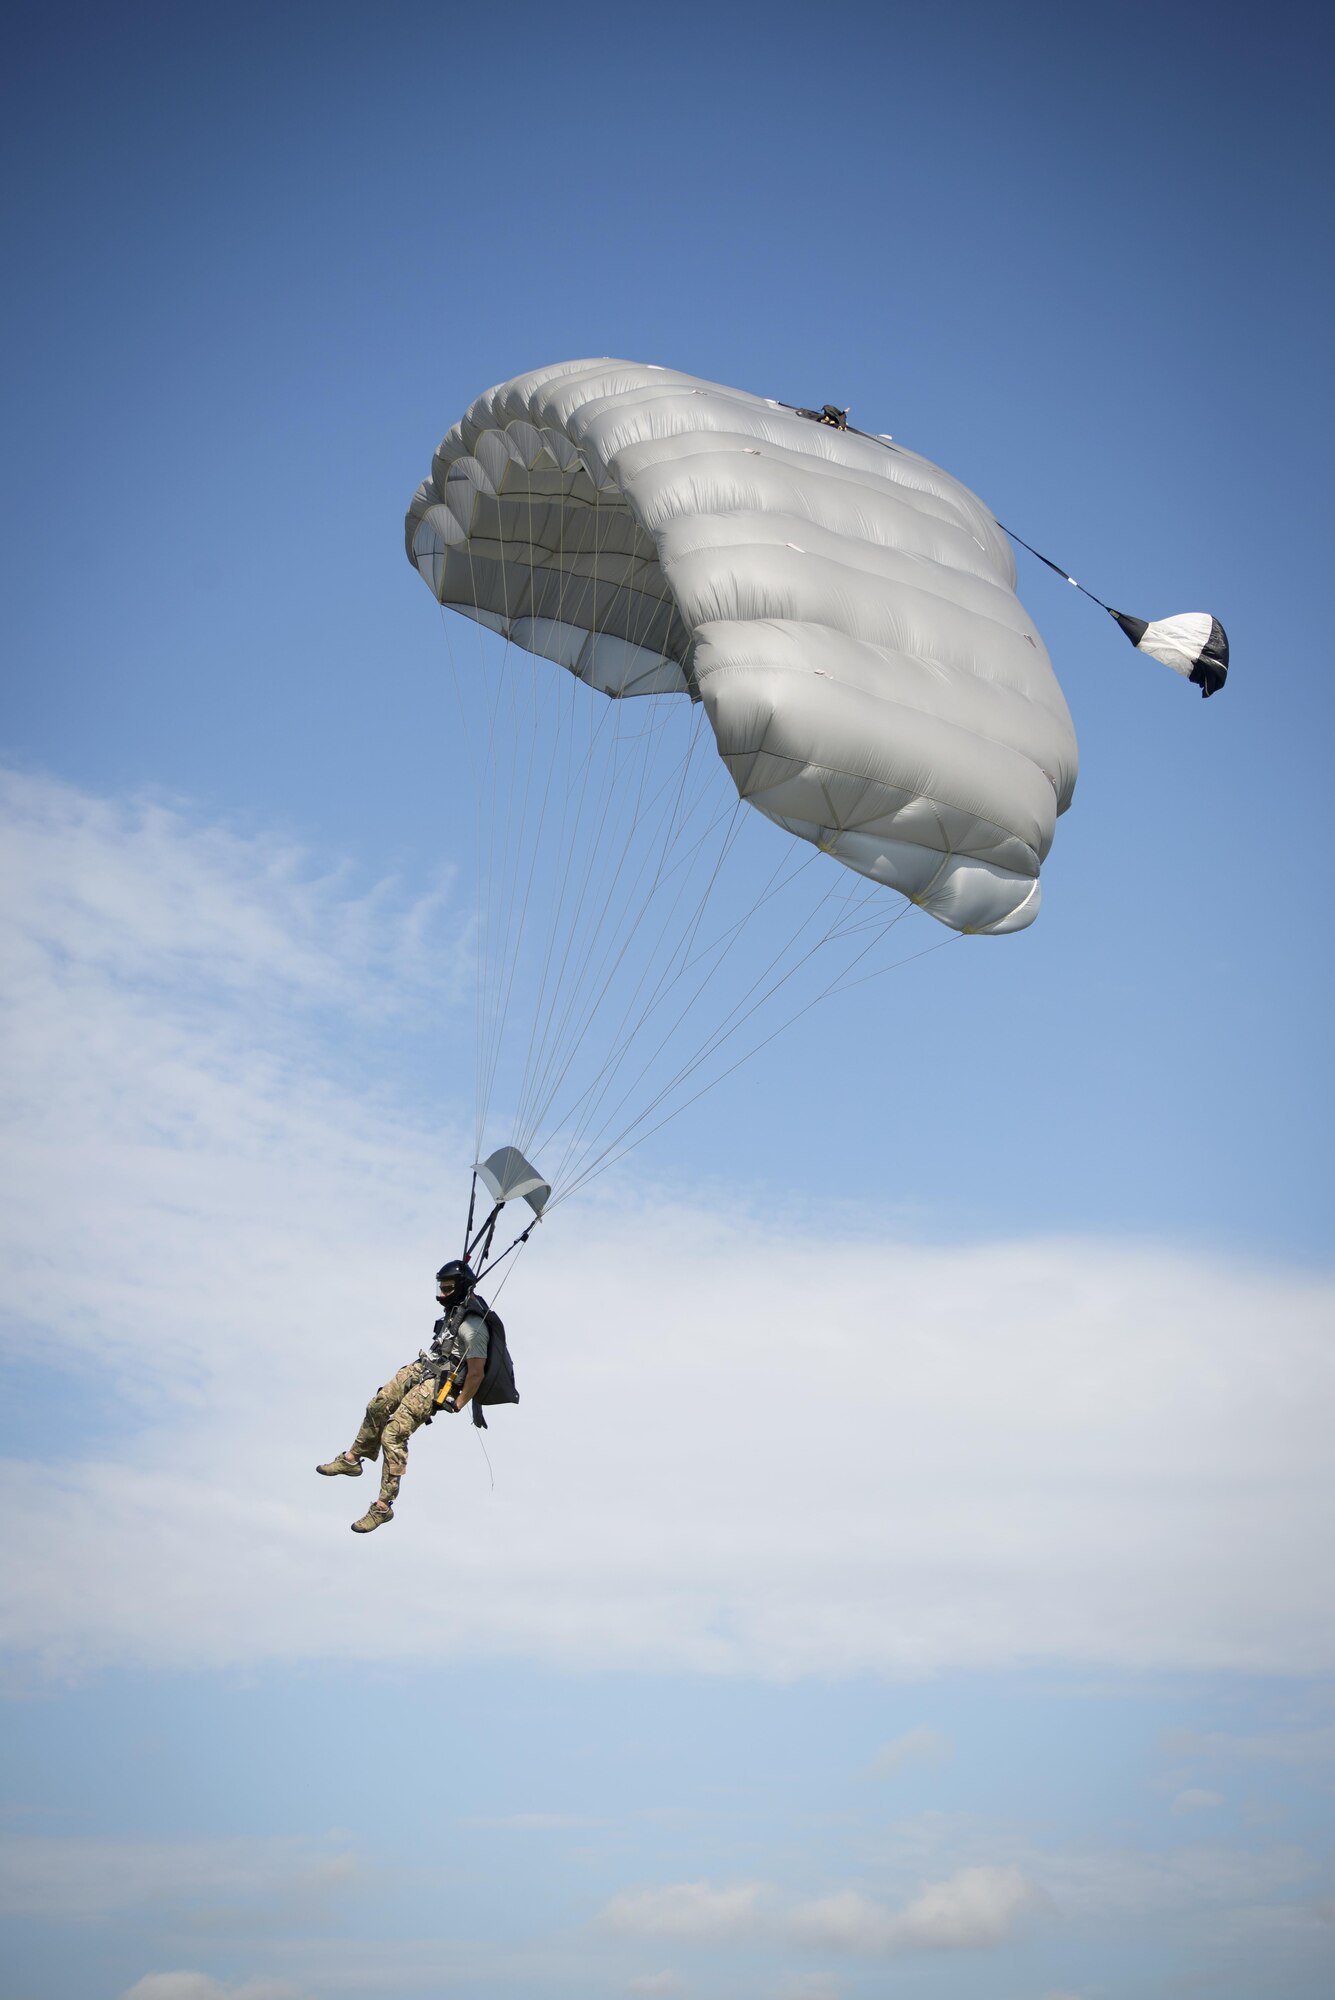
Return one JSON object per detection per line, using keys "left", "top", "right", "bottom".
{"left": 316, "top": 1259, "right": 517, "bottom": 1533}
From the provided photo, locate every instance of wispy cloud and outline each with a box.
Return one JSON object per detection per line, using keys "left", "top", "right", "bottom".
{"left": 868, "top": 1727, "right": 952, "bottom": 1779}
{"left": 4, "top": 768, "right": 1335, "bottom": 1686}
{"left": 0, "top": 1832, "right": 355, "bottom": 1922}
{"left": 1172, "top": 1788, "right": 1224, "bottom": 1814}
{"left": 785, "top": 1865, "right": 1040, "bottom": 1953}
{"left": 0, "top": 766, "right": 457, "bottom": 1013}
{"left": 121, "top": 1978, "right": 310, "bottom": 2000}
{"left": 602, "top": 1880, "right": 766, "bottom": 1941}
{"left": 600, "top": 1865, "right": 1039, "bottom": 1958}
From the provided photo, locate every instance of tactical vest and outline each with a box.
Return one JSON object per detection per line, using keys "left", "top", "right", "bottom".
{"left": 425, "top": 1295, "right": 519, "bottom": 1429}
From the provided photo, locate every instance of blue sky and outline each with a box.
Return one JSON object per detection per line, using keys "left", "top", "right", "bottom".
{"left": 2, "top": 4, "right": 1333, "bottom": 1998}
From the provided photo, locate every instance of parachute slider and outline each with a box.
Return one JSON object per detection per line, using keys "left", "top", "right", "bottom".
{"left": 474, "top": 1145, "right": 551, "bottom": 1218}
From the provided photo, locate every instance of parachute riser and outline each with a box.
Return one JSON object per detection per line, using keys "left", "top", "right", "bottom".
{"left": 466, "top": 1200, "right": 503, "bottom": 1267}
{"left": 462, "top": 1189, "right": 541, "bottom": 1282}
{"left": 462, "top": 1170, "right": 478, "bottom": 1261}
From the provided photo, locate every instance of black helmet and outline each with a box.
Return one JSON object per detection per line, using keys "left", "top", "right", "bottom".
{"left": 436, "top": 1259, "right": 476, "bottom": 1302}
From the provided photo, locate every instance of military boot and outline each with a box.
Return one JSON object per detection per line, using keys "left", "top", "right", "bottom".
{"left": 351, "top": 1501, "right": 393, "bottom": 1534}
{"left": 316, "top": 1452, "right": 362, "bottom": 1477}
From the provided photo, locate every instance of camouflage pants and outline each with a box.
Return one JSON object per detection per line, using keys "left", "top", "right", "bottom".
{"left": 349, "top": 1360, "right": 437, "bottom": 1509}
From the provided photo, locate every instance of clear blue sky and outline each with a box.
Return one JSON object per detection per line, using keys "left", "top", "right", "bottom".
{"left": 2, "top": 5, "right": 1333, "bottom": 1999}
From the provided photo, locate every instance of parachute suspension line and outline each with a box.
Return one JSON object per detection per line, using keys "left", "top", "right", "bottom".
{"left": 470, "top": 467, "right": 607, "bottom": 1155}
{"left": 511, "top": 684, "right": 666, "bottom": 1144}
{"left": 448, "top": 448, "right": 776, "bottom": 1196}
{"left": 513, "top": 601, "right": 620, "bottom": 1128}
{"left": 465, "top": 493, "right": 552, "bottom": 1163}
{"left": 504, "top": 483, "right": 644, "bottom": 1140}
{"left": 537, "top": 809, "right": 820, "bottom": 1194}
{"left": 548, "top": 901, "right": 949, "bottom": 1212}
{"left": 545, "top": 863, "right": 905, "bottom": 1200}
{"left": 572, "top": 843, "right": 866, "bottom": 1149}
{"left": 502, "top": 499, "right": 722, "bottom": 1157}
{"left": 514, "top": 706, "right": 729, "bottom": 1158}
{"left": 505, "top": 450, "right": 615, "bottom": 1144}
{"left": 474, "top": 515, "right": 543, "bottom": 1154}
{"left": 509, "top": 682, "right": 624, "bottom": 1140}
{"left": 477, "top": 1215, "right": 538, "bottom": 1283}
{"left": 479, "top": 460, "right": 589, "bottom": 1146}
{"left": 474, "top": 1424, "right": 495, "bottom": 1494}
{"left": 484, "top": 1224, "right": 533, "bottom": 1304}
{"left": 824, "top": 925, "right": 966, "bottom": 1000}
{"left": 433, "top": 597, "right": 492, "bottom": 1151}
{"left": 556, "top": 893, "right": 924, "bottom": 1204}
{"left": 536, "top": 784, "right": 752, "bottom": 1197}
{"left": 498, "top": 461, "right": 572, "bottom": 1148}
{"left": 506, "top": 501, "right": 772, "bottom": 1176}
{"left": 467, "top": 468, "right": 634, "bottom": 1156}
{"left": 520, "top": 457, "right": 769, "bottom": 1161}
{"left": 605, "top": 865, "right": 897, "bottom": 1135}
{"left": 565, "top": 872, "right": 872, "bottom": 1174}
{"left": 463, "top": 527, "right": 501, "bottom": 1158}
{"left": 436, "top": 602, "right": 480, "bottom": 786}
{"left": 472, "top": 592, "right": 527, "bottom": 1159}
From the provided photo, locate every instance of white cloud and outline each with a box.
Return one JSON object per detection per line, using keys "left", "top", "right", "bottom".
{"left": 602, "top": 1865, "right": 1038, "bottom": 1959}
{"left": 0, "top": 1833, "right": 354, "bottom": 1921}
{"left": 787, "top": 1865, "right": 1039, "bottom": 1954}
{"left": 122, "top": 1982, "right": 227, "bottom": 2000}
{"left": 625, "top": 1975, "right": 683, "bottom": 1995}
{"left": 869, "top": 1726, "right": 952, "bottom": 1778}
{"left": 121, "top": 1980, "right": 309, "bottom": 2000}
{"left": 1172, "top": 1788, "right": 1224, "bottom": 1814}
{"left": 0, "top": 766, "right": 454, "bottom": 1013}
{"left": 602, "top": 1880, "right": 766, "bottom": 1941}
{"left": 4, "top": 768, "right": 1335, "bottom": 1685}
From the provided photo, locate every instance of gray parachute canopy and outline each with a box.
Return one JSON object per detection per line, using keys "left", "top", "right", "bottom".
{"left": 405, "top": 360, "right": 1079, "bottom": 935}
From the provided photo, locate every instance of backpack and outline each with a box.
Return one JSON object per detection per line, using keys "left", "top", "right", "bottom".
{"left": 469, "top": 1303, "right": 518, "bottom": 1429}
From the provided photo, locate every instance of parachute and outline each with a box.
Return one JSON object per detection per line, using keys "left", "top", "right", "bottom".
{"left": 407, "top": 359, "right": 1078, "bottom": 937}
{"left": 405, "top": 360, "right": 1221, "bottom": 1226}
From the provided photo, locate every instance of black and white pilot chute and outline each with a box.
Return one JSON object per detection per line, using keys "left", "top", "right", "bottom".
{"left": 995, "top": 521, "right": 1229, "bottom": 700}
{"left": 1108, "top": 609, "right": 1229, "bottom": 698}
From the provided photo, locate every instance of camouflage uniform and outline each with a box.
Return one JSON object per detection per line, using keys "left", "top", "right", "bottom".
{"left": 349, "top": 1360, "right": 437, "bottom": 1510}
